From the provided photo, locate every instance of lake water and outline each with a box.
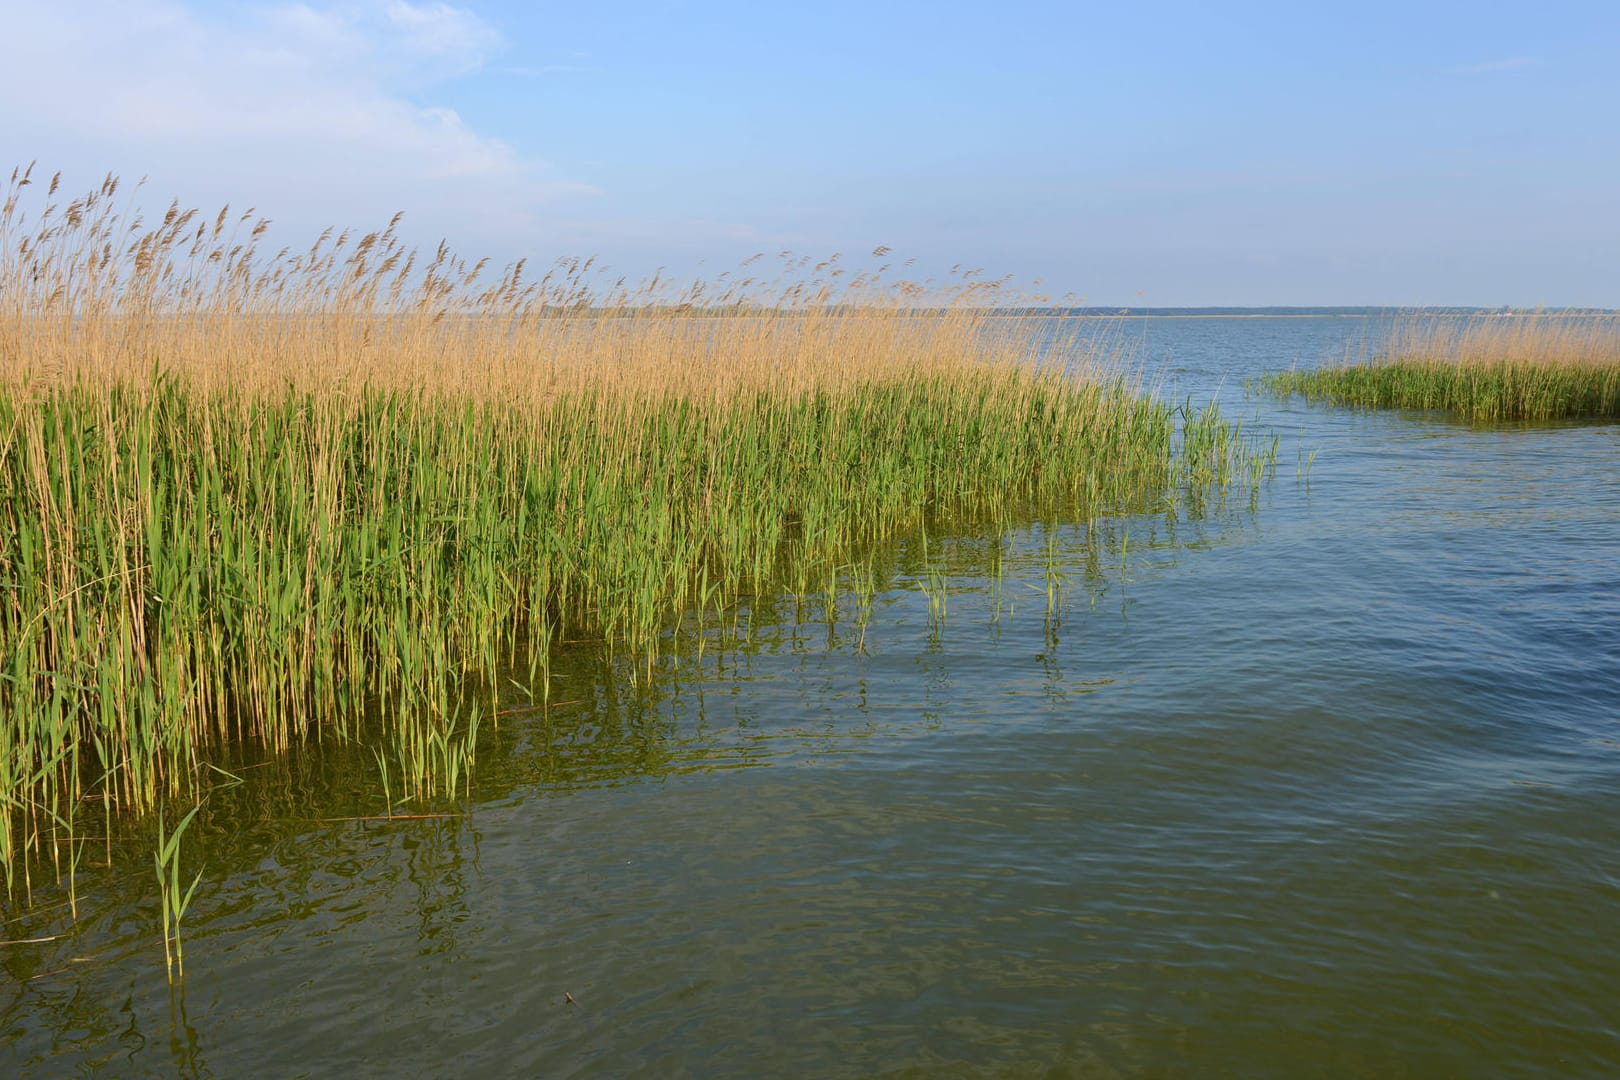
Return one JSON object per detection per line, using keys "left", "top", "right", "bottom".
{"left": 5, "top": 317, "right": 1618, "bottom": 1077}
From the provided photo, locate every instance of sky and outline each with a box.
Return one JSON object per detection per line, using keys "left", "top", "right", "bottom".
{"left": 2, "top": 0, "right": 1618, "bottom": 306}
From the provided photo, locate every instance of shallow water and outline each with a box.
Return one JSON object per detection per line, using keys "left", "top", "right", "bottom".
{"left": 5, "top": 317, "right": 1619, "bottom": 1077}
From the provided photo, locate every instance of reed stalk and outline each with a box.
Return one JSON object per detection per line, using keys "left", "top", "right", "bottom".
{"left": 154, "top": 803, "right": 203, "bottom": 982}
{"left": 0, "top": 166, "right": 1275, "bottom": 889}
{"left": 1265, "top": 316, "right": 1620, "bottom": 421}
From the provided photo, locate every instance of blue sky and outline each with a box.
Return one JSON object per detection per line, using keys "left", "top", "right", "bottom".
{"left": 3, "top": 0, "right": 1617, "bottom": 305}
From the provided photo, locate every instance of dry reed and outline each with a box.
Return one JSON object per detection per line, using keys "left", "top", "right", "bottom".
{"left": 1266, "top": 316, "right": 1620, "bottom": 421}
{"left": 0, "top": 165, "right": 1272, "bottom": 894}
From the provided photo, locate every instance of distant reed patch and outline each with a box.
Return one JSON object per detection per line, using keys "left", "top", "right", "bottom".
{"left": 1264, "top": 316, "right": 1620, "bottom": 421}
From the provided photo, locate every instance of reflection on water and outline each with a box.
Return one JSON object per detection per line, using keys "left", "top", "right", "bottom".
{"left": 5, "top": 318, "right": 1620, "bottom": 1077}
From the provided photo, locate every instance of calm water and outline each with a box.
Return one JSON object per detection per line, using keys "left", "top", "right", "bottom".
{"left": 5, "top": 317, "right": 1618, "bottom": 1077}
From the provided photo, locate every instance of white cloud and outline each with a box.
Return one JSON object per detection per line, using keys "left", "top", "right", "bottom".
{"left": 383, "top": 0, "right": 501, "bottom": 71}
{"left": 0, "top": 0, "right": 596, "bottom": 254}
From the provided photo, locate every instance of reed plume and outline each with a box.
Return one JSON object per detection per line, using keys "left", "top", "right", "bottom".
{"left": 0, "top": 166, "right": 1271, "bottom": 893}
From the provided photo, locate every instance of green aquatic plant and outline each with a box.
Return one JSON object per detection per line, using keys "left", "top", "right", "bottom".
{"left": 0, "top": 166, "right": 1278, "bottom": 889}
{"left": 848, "top": 561, "right": 878, "bottom": 655}
{"left": 921, "top": 563, "right": 949, "bottom": 630}
{"left": 154, "top": 804, "right": 203, "bottom": 983}
{"left": 1265, "top": 316, "right": 1620, "bottom": 421}
{"left": 1043, "top": 532, "right": 1067, "bottom": 617}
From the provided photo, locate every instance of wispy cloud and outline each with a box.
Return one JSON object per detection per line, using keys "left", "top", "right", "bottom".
{"left": 1445, "top": 56, "right": 1539, "bottom": 75}
{"left": 496, "top": 64, "right": 597, "bottom": 76}
{"left": 0, "top": 0, "right": 596, "bottom": 247}
{"left": 382, "top": 0, "right": 502, "bottom": 72}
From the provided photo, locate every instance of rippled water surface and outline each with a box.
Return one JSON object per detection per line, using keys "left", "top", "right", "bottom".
{"left": 5, "top": 317, "right": 1618, "bottom": 1077}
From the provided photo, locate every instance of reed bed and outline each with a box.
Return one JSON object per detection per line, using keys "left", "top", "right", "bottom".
{"left": 0, "top": 165, "right": 1273, "bottom": 893}
{"left": 1265, "top": 316, "right": 1620, "bottom": 421}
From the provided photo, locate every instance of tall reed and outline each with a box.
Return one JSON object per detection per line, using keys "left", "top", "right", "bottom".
{"left": 1265, "top": 316, "right": 1620, "bottom": 421}
{"left": 0, "top": 165, "right": 1273, "bottom": 890}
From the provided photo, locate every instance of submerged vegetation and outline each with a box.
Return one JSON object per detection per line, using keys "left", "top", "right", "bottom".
{"left": 1265, "top": 316, "right": 1620, "bottom": 421}
{"left": 0, "top": 165, "right": 1275, "bottom": 894}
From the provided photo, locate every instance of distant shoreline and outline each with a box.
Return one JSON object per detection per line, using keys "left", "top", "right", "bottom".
{"left": 1023, "top": 313, "right": 1390, "bottom": 319}
{"left": 1037, "top": 313, "right": 1620, "bottom": 320}
{"left": 1016, "top": 309, "right": 1620, "bottom": 319}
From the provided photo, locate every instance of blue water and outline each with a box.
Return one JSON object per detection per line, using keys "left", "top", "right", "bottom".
{"left": 4, "top": 316, "right": 1618, "bottom": 1077}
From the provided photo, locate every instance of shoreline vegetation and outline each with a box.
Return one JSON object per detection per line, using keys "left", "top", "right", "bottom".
{"left": 1264, "top": 317, "right": 1620, "bottom": 421}
{"left": 0, "top": 166, "right": 1275, "bottom": 896}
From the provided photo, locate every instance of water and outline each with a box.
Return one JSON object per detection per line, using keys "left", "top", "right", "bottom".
{"left": 5, "top": 317, "right": 1619, "bottom": 1076}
